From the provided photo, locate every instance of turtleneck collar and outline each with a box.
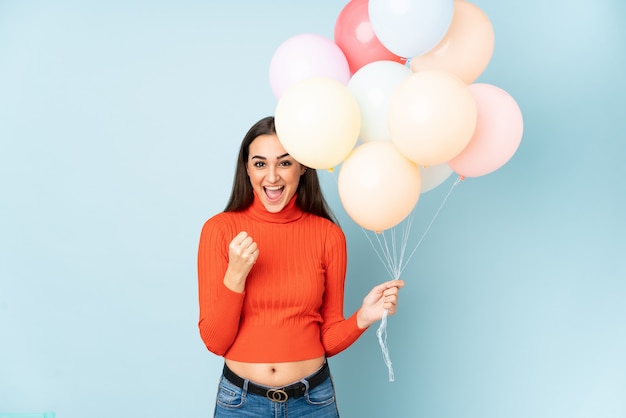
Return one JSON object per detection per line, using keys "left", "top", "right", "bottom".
{"left": 244, "top": 192, "right": 304, "bottom": 223}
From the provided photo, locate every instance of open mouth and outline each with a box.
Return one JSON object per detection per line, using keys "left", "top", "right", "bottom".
{"left": 264, "top": 186, "right": 284, "bottom": 202}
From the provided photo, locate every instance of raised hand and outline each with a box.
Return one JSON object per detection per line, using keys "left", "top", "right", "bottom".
{"left": 223, "top": 231, "right": 259, "bottom": 293}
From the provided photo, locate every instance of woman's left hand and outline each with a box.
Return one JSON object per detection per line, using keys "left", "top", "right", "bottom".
{"left": 356, "top": 279, "right": 405, "bottom": 329}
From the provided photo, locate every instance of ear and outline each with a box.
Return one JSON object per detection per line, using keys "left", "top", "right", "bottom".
{"left": 300, "top": 166, "right": 308, "bottom": 176}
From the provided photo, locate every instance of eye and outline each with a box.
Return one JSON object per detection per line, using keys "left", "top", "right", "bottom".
{"left": 279, "top": 160, "right": 292, "bottom": 167}
{"left": 253, "top": 161, "right": 265, "bottom": 168}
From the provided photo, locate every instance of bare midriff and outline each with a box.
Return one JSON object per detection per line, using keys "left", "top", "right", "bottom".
{"left": 225, "top": 356, "right": 326, "bottom": 387}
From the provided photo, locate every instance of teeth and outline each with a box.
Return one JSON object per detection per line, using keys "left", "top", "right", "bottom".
{"left": 265, "top": 186, "right": 283, "bottom": 190}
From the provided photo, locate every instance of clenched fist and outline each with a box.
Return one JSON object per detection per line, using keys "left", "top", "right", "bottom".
{"left": 223, "top": 231, "right": 259, "bottom": 293}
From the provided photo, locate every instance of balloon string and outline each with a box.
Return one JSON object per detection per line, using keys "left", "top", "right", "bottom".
{"left": 376, "top": 308, "right": 394, "bottom": 382}
{"left": 362, "top": 175, "right": 461, "bottom": 279}
{"left": 363, "top": 176, "right": 462, "bottom": 381}
{"left": 397, "top": 175, "right": 462, "bottom": 277}
{"left": 324, "top": 170, "right": 462, "bottom": 382}
{"left": 362, "top": 231, "right": 396, "bottom": 279}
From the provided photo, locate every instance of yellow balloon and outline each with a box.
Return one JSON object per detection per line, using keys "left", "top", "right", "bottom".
{"left": 410, "top": 1, "right": 495, "bottom": 84}
{"left": 388, "top": 70, "right": 477, "bottom": 166}
{"left": 275, "top": 77, "right": 361, "bottom": 170}
{"left": 338, "top": 141, "right": 421, "bottom": 232}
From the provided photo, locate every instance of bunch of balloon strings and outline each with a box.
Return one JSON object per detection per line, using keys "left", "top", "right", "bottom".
{"left": 360, "top": 176, "right": 462, "bottom": 382}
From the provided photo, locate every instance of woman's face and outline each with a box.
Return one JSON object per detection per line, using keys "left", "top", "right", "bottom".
{"left": 246, "top": 134, "right": 306, "bottom": 213}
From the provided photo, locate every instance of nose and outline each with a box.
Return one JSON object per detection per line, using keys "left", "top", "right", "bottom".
{"left": 267, "top": 164, "right": 280, "bottom": 183}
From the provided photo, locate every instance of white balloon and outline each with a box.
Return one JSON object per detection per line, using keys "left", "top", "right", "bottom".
{"left": 419, "top": 163, "right": 454, "bottom": 193}
{"left": 348, "top": 60, "right": 411, "bottom": 142}
{"left": 368, "top": 0, "right": 454, "bottom": 58}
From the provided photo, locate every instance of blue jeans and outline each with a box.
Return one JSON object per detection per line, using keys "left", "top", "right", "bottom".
{"left": 213, "top": 367, "right": 340, "bottom": 417}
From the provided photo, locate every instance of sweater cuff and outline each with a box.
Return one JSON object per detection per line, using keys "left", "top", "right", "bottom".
{"left": 217, "top": 281, "right": 245, "bottom": 309}
{"left": 348, "top": 310, "right": 369, "bottom": 333}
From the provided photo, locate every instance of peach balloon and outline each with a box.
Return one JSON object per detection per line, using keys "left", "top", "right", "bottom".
{"left": 388, "top": 70, "right": 477, "bottom": 167}
{"left": 338, "top": 141, "right": 421, "bottom": 232}
{"left": 448, "top": 83, "right": 524, "bottom": 177}
{"left": 275, "top": 77, "right": 361, "bottom": 170}
{"left": 410, "top": 1, "right": 495, "bottom": 84}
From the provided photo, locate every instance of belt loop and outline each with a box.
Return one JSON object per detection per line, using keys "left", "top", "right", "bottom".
{"left": 301, "top": 377, "right": 311, "bottom": 396}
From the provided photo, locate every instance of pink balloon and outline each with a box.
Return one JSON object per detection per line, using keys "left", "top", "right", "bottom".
{"left": 269, "top": 33, "right": 351, "bottom": 99}
{"left": 448, "top": 84, "right": 524, "bottom": 178}
{"left": 334, "top": 0, "right": 403, "bottom": 74}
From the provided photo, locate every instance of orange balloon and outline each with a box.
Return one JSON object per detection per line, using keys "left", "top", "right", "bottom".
{"left": 338, "top": 142, "right": 421, "bottom": 232}
{"left": 410, "top": 0, "right": 494, "bottom": 84}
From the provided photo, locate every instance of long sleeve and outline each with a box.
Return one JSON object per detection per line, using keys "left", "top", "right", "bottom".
{"left": 319, "top": 223, "right": 367, "bottom": 356}
{"left": 197, "top": 197, "right": 368, "bottom": 362}
{"left": 197, "top": 216, "right": 245, "bottom": 356}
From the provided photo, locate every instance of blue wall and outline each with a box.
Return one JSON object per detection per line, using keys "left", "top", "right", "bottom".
{"left": 1, "top": 1, "right": 625, "bottom": 417}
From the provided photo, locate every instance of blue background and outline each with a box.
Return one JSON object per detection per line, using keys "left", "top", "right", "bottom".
{"left": 1, "top": 1, "right": 625, "bottom": 417}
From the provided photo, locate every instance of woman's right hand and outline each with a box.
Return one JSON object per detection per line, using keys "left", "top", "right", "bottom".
{"left": 223, "top": 231, "right": 259, "bottom": 293}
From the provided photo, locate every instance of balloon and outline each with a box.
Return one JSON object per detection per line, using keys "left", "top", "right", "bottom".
{"left": 419, "top": 163, "right": 454, "bottom": 193}
{"left": 368, "top": 0, "right": 454, "bottom": 58}
{"left": 334, "top": 0, "right": 404, "bottom": 74}
{"left": 410, "top": 0, "right": 495, "bottom": 84}
{"left": 338, "top": 141, "right": 421, "bottom": 232}
{"left": 448, "top": 83, "right": 524, "bottom": 177}
{"left": 275, "top": 77, "right": 360, "bottom": 170}
{"left": 269, "top": 33, "right": 350, "bottom": 99}
{"left": 348, "top": 60, "right": 411, "bottom": 142}
{"left": 388, "top": 70, "right": 477, "bottom": 166}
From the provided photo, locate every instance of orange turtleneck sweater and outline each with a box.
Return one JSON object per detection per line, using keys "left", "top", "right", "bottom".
{"left": 197, "top": 195, "right": 366, "bottom": 363}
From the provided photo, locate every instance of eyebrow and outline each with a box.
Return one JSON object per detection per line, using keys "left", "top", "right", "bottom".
{"left": 250, "top": 153, "right": 290, "bottom": 160}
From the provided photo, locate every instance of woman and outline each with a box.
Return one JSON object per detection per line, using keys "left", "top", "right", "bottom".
{"left": 197, "top": 116, "right": 404, "bottom": 417}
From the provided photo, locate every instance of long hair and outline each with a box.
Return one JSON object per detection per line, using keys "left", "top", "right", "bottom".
{"left": 224, "top": 116, "right": 337, "bottom": 224}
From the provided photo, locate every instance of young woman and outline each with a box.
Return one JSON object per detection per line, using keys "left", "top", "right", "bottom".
{"left": 197, "top": 116, "right": 404, "bottom": 417}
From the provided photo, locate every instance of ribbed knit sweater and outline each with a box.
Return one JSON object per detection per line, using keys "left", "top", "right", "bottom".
{"left": 197, "top": 194, "right": 366, "bottom": 362}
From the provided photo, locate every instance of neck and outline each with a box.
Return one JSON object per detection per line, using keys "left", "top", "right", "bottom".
{"left": 245, "top": 193, "right": 303, "bottom": 223}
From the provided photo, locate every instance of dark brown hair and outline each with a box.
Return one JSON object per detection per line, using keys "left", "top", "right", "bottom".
{"left": 224, "top": 116, "right": 337, "bottom": 224}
